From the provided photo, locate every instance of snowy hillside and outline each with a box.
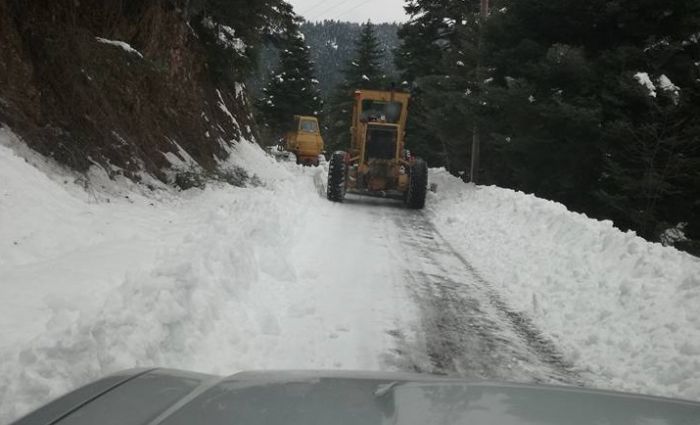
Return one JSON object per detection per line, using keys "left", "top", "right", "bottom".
{"left": 1, "top": 129, "right": 699, "bottom": 423}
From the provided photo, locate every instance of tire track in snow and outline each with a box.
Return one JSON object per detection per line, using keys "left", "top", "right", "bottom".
{"left": 383, "top": 209, "right": 581, "bottom": 386}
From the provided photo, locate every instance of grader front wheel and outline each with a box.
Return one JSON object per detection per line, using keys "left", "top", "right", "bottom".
{"left": 406, "top": 158, "right": 428, "bottom": 209}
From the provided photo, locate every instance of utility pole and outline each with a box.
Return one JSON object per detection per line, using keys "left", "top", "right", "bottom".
{"left": 470, "top": 0, "right": 489, "bottom": 184}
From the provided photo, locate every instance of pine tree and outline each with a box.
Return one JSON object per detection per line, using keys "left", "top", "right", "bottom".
{"left": 397, "top": 0, "right": 700, "bottom": 248}
{"left": 249, "top": 21, "right": 401, "bottom": 102}
{"left": 192, "top": 0, "right": 295, "bottom": 84}
{"left": 594, "top": 0, "right": 700, "bottom": 243}
{"left": 599, "top": 102, "right": 700, "bottom": 240}
{"left": 396, "top": 0, "right": 476, "bottom": 81}
{"left": 347, "top": 22, "right": 386, "bottom": 89}
{"left": 256, "top": 20, "right": 323, "bottom": 138}
{"left": 326, "top": 22, "right": 387, "bottom": 152}
{"left": 395, "top": 0, "right": 480, "bottom": 170}
{"left": 481, "top": 0, "right": 700, "bottom": 244}
{"left": 301, "top": 21, "right": 400, "bottom": 98}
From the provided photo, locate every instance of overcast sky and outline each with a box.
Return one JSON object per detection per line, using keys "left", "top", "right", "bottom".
{"left": 288, "top": 0, "right": 408, "bottom": 23}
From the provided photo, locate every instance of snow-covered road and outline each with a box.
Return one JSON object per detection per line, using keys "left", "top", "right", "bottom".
{"left": 239, "top": 193, "right": 418, "bottom": 372}
{"left": 0, "top": 137, "right": 572, "bottom": 422}
{"left": 289, "top": 193, "right": 578, "bottom": 385}
{"left": 1, "top": 133, "right": 699, "bottom": 423}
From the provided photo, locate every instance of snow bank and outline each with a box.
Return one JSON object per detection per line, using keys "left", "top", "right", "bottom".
{"left": 0, "top": 130, "right": 185, "bottom": 420}
{"left": 0, "top": 135, "right": 309, "bottom": 421}
{"left": 0, "top": 128, "right": 172, "bottom": 271}
{"left": 634, "top": 72, "right": 681, "bottom": 102}
{"left": 427, "top": 169, "right": 700, "bottom": 401}
{"left": 1, "top": 130, "right": 401, "bottom": 423}
{"left": 634, "top": 72, "right": 657, "bottom": 97}
{"left": 216, "top": 89, "right": 240, "bottom": 130}
{"left": 0, "top": 184, "right": 299, "bottom": 419}
{"left": 201, "top": 17, "right": 246, "bottom": 54}
{"left": 95, "top": 37, "right": 143, "bottom": 58}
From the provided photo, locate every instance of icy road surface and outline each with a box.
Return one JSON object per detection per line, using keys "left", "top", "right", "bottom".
{"left": 1, "top": 134, "right": 699, "bottom": 422}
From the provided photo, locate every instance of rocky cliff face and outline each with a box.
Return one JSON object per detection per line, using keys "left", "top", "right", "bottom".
{"left": 0, "top": 0, "right": 256, "bottom": 182}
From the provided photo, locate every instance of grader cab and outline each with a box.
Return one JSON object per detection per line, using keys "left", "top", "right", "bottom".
{"left": 326, "top": 89, "right": 428, "bottom": 209}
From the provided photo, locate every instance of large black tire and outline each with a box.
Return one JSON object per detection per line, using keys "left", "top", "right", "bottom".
{"left": 406, "top": 158, "right": 428, "bottom": 209}
{"left": 327, "top": 151, "right": 347, "bottom": 202}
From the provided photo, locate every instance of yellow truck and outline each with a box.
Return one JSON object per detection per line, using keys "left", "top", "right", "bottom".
{"left": 284, "top": 115, "right": 324, "bottom": 166}
{"left": 326, "top": 89, "right": 428, "bottom": 209}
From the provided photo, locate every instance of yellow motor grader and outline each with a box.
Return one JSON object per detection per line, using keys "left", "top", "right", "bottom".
{"left": 284, "top": 115, "right": 324, "bottom": 166}
{"left": 326, "top": 89, "right": 428, "bottom": 209}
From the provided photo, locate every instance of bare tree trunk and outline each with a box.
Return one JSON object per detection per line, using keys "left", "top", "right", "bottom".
{"left": 470, "top": 0, "right": 489, "bottom": 184}
{"left": 470, "top": 126, "right": 480, "bottom": 182}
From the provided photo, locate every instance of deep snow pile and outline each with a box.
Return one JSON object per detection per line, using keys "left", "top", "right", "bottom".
{"left": 427, "top": 169, "right": 700, "bottom": 401}
{"left": 0, "top": 128, "right": 181, "bottom": 349}
{"left": 0, "top": 131, "right": 315, "bottom": 421}
{"left": 0, "top": 129, "right": 407, "bottom": 423}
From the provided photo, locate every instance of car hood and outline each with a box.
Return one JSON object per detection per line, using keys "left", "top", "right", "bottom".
{"left": 12, "top": 369, "right": 700, "bottom": 425}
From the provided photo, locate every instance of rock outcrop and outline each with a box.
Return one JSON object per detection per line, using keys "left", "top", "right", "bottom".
{"left": 0, "top": 0, "right": 256, "bottom": 182}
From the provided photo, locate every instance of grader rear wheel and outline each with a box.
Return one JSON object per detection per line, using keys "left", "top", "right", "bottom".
{"left": 327, "top": 151, "right": 347, "bottom": 202}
